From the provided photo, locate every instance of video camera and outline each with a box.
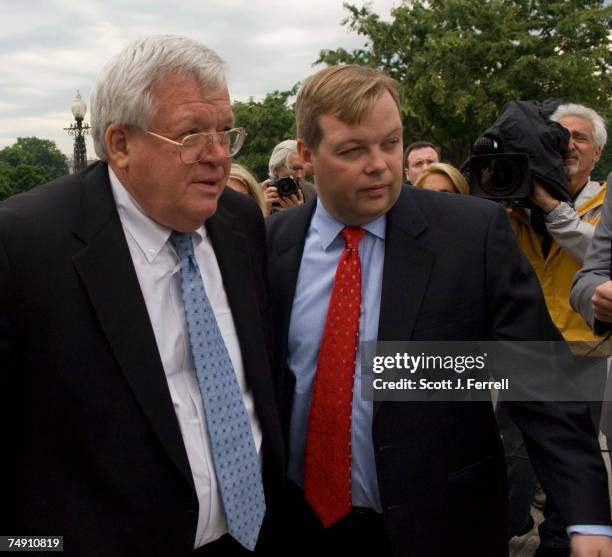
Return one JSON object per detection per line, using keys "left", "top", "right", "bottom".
{"left": 464, "top": 99, "right": 572, "bottom": 206}
{"left": 468, "top": 139, "right": 530, "bottom": 201}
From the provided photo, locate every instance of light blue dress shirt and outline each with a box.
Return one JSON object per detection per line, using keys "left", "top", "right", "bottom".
{"left": 287, "top": 200, "right": 385, "bottom": 511}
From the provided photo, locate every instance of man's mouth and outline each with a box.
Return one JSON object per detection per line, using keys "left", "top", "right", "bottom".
{"left": 361, "top": 184, "right": 388, "bottom": 193}
{"left": 193, "top": 178, "right": 222, "bottom": 187}
{"left": 564, "top": 151, "right": 579, "bottom": 162}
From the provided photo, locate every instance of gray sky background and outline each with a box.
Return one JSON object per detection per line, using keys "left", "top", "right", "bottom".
{"left": 0, "top": 0, "right": 395, "bottom": 158}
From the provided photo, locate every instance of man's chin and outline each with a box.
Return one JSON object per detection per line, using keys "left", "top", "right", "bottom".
{"left": 564, "top": 163, "right": 580, "bottom": 176}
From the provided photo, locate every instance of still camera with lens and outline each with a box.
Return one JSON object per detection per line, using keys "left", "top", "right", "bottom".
{"left": 269, "top": 175, "right": 301, "bottom": 198}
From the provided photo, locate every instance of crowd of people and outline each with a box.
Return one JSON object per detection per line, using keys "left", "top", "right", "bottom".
{"left": 1, "top": 34, "right": 612, "bottom": 557}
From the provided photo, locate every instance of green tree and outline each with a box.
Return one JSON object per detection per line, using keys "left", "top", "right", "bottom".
{"left": 593, "top": 141, "right": 611, "bottom": 183}
{"left": 318, "top": 0, "right": 611, "bottom": 166}
{"left": 0, "top": 161, "right": 14, "bottom": 200}
{"left": 232, "top": 90, "right": 297, "bottom": 180}
{"left": 0, "top": 137, "right": 68, "bottom": 200}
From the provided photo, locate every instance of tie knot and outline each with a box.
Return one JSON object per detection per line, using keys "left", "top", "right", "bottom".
{"left": 341, "top": 226, "right": 365, "bottom": 251}
{"left": 169, "top": 231, "right": 195, "bottom": 260}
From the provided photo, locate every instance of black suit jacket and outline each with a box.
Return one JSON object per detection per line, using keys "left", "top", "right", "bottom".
{"left": 266, "top": 186, "right": 610, "bottom": 557}
{"left": 0, "top": 162, "right": 284, "bottom": 556}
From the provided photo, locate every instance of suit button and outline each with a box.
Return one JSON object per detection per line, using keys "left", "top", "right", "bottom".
{"left": 187, "top": 507, "right": 196, "bottom": 514}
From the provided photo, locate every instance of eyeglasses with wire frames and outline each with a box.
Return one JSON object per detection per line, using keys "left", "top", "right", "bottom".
{"left": 146, "top": 127, "right": 247, "bottom": 164}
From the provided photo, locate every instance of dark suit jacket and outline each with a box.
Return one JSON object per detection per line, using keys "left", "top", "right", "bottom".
{"left": 0, "top": 162, "right": 284, "bottom": 557}
{"left": 300, "top": 180, "right": 317, "bottom": 203}
{"left": 266, "top": 186, "right": 610, "bottom": 557}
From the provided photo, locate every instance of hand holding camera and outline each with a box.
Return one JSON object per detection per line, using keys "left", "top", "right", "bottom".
{"left": 262, "top": 176, "right": 305, "bottom": 213}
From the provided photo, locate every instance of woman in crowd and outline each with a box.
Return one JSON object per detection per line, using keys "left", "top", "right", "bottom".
{"left": 227, "top": 162, "right": 269, "bottom": 216}
{"left": 414, "top": 162, "right": 469, "bottom": 195}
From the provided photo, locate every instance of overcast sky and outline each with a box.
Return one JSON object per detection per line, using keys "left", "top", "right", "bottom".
{"left": 0, "top": 0, "right": 396, "bottom": 158}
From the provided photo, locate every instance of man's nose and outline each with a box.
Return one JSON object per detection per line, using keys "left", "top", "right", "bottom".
{"left": 365, "top": 150, "right": 387, "bottom": 173}
{"left": 567, "top": 134, "right": 580, "bottom": 153}
{"left": 202, "top": 135, "right": 228, "bottom": 162}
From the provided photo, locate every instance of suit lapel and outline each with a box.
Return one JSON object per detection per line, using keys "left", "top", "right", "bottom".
{"left": 71, "top": 163, "right": 194, "bottom": 488}
{"left": 374, "top": 188, "right": 435, "bottom": 419}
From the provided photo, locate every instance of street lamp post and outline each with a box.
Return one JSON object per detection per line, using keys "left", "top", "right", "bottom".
{"left": 64, "top": 90, "right": 91, "bottom": 173}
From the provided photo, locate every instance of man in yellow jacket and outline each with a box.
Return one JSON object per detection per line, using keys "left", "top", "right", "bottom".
{"left": 501, "top": 102, "right": 608, "bottom": 557}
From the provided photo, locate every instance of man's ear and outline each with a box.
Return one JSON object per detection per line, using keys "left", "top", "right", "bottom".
{"left": 298, "top": 139, "right": 312, "bottom": 165}
{"left": 593, "top": 147, "right": 602, "bottom": 164}
{"left": 105, "top": 124, "right": 132, "bottom": 170}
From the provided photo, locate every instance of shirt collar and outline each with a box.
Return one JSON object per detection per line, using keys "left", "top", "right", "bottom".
{"left": 313, "top": 198, "right": 386, "bottom": 251}
{"left": 574, "top": 179, "right": 601, "bottom": 206}
{"left": 108, "top": 167, "right": 206, "bottom": 263}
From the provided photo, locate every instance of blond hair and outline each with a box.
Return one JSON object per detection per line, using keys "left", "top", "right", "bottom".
{"left": 296, "top": 65, "right": 400, "bottom": 150}
{"left": 414, "top": 163, "right": 470, "bottom": 195}
{"left": 228, "top": 163, "right": 267, "bottom": 214}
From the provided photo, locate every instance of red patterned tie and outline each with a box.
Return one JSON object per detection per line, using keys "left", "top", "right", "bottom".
{"left": 304, "top": 226, "right": 366, "bottom": 527}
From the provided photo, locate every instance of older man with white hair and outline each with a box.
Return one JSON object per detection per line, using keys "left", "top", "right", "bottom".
{"left": 0, "top": 35, "right": 283, "bottom": 557}
{"left": 263, "top": 139, "right": 317, "bottom": 213}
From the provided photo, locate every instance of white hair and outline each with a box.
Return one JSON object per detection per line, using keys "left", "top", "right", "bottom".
{"left": 268, "top": 139, "right": 297, "bottom": 178}
{"left": 550, "top": 103, "right": 607, "bottom": 150}
{"left": 90, "top": 35, "right": 227, "bottom": 161}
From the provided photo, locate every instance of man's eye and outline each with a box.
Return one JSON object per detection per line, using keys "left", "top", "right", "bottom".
{"left": 180, "top": 130, "right": 200, "bottom": 140}
{"left": 340, "top": 147, "right": 361, "bottom": 156}
{"left": 384, "top": 138, "right": 401, "bottom": 149}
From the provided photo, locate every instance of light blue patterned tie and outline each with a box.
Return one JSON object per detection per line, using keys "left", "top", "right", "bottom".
{"left": 170, "top": 231, "right": 266, "bottom": 551}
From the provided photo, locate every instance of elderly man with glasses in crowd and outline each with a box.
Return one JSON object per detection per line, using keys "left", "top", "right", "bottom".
{"left": 263, "top": 139, "right": 317, "bottom": 213}
{"left": 0, "top": 35, "right": 283, "bottom": 557}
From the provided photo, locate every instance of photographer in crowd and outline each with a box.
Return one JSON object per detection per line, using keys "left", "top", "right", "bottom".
{"left": 263, "top": 139, "right": 316, "bottom": 214}
{"left": 498, "top": 102, "right": 608, "bottom": 557}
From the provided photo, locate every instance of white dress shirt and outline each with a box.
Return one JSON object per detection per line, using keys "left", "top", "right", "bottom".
{"left": 109, "top": 168, "right": 263, "bottom": 549}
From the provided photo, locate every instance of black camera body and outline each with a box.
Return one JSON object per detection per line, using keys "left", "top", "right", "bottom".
{"left": 469, "top": 153, "right": 530, "bottom": 200}
{"left": 463, "top": 99, "right": 572, "bottom": 206}
{"left": 270, "top": 176, "right": 300, "bottom": 198}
